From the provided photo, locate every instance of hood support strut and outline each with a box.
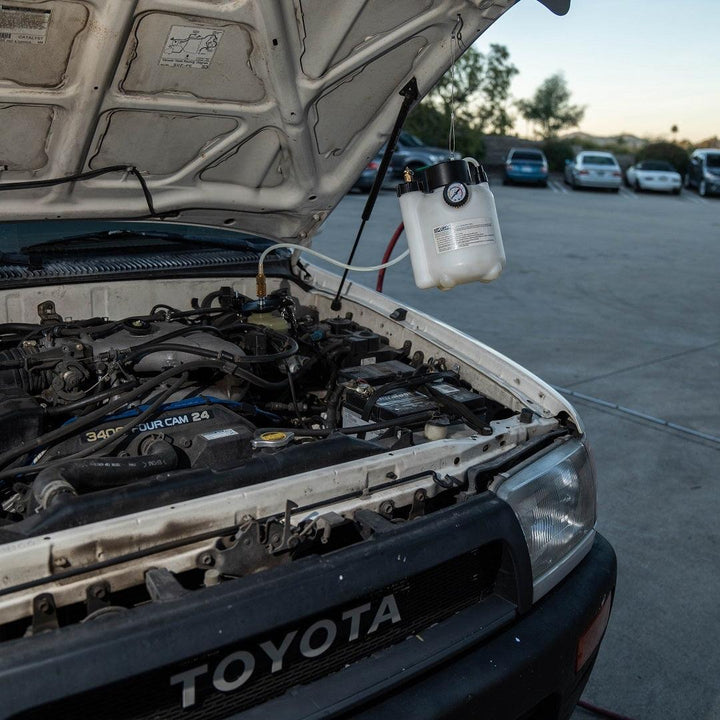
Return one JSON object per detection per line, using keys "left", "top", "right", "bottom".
{"left": 331, "top": 77, "right": 419, "bottom": 311}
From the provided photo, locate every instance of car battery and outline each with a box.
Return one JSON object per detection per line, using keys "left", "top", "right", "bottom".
{"left": 338, "top": 359, "right": 416, "bottom": 386}
{"left": 343, "top": 374, "right": 488, "bottom": 425}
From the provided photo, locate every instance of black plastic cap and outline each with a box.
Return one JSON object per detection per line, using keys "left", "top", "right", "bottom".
{"left": 396, "top": 180, "right": 421, "bottom": 197}
{"left": 421, "top": 159, "right": 486, "bottom": 193}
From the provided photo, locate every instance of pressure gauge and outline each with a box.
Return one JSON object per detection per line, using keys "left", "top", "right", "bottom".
{"left": 443, "top": 181, "right": 468, "bottom": 207}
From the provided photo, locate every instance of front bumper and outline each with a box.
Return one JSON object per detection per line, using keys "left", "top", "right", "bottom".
{"left": 346, "top": 534, "right": 616, "bottom": 720}
{"left": 0, "top": 495, "right": 615, "bottom": 720}
{"left": 638, "top": 179, "right": 681, "bottom": 192}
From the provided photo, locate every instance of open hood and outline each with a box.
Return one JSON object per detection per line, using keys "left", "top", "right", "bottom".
{"left": 0, "top": 0, "right": 564, "bottom": 242}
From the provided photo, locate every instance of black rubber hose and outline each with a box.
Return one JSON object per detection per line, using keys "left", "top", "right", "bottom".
{"left": 121, "top": 324, "right": 226, "bottom": 349}
{"left": 0, "top": 359, "right": 225, "bottom": 470}
{"left": 32, "top": 439, "right": 178, "bottom": 509}
{"left": 17, "top": 435, "right": 382, "bottom": 535}
{"left": 0, "top": 323, "right": 40, "bottom": 334}
{"left": 253, "top": 410, "right": 435, "bottom": 438}
{"left": 359, "top": 371, "right": 457, "bottom": 421}
{"left": 124, "top": 340, "right": 298, "bottom": 367}
{"left": 419, "top": 383, "right": 493, "bottom": 435}
{"left": 0, "top": 374, "right": 186, "bottom": 485}
{"left": 45, "top": 382, "right": 138, "bottom": 417}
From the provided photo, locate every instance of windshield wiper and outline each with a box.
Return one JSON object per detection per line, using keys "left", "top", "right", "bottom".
{"left": 0, "top": 251, "right": 37, "bottom": 268}
{"left": 20, "top": 229, "right": 267, "bottom": 256}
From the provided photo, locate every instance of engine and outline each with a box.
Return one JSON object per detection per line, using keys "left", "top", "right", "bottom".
{"left": 0, "top": 287, "right": 510, "bottom": 526}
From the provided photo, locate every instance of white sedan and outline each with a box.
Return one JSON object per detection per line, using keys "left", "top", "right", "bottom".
{"left": 625, "top": 160, "right": 682, "bottom": 194}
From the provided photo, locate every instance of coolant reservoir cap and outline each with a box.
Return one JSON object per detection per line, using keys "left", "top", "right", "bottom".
{"left": 252, "top": 430, "right": 295, "bottom": 449}
{"left": 421, "top": 159, "right": 487, "bottom": 193}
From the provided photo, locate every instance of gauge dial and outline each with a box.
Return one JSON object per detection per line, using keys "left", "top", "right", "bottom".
{"left": 443, "top": 181, "right": 468, "bottom": 207}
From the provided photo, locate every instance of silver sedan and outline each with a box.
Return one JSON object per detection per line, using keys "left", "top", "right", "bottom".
{"left": 564, "top": 151, "right": 623, "bottom": 191}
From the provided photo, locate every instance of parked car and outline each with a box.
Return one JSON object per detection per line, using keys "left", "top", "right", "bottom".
{"left": 564, "top": 151, "right": 623, "bottom": 191}
{"left": 351, "top": 153, "right": 383, "bottom": 193}
{"left": 353, "top": 132, "right": 459, "bottom": 192}
{"left": 685, "top": 148, "right": 720, "bottom": 197}
{"left": 503, "top": 147, "right": 549, "bottom": 186}
{"left": 625, "top": 160, "right": 682, "bottom": 194}
{"left": 389, "top": 131, "right": 460, "bottom": 175}
{"left": 0, "top": 2, "right": 614, "bottom": 720}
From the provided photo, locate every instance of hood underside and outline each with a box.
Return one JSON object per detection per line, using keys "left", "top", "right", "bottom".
{"left": 0, "top": 0, "right": 562, "bottom": 240}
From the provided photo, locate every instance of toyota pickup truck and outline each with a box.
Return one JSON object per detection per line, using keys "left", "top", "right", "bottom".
{"left": 0, "top": 1, "right": 615, "bottom": 718}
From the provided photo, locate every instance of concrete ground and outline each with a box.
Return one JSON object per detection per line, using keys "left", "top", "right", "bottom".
{"left": 313, "top": 176, "right": 720, "bottom": 720}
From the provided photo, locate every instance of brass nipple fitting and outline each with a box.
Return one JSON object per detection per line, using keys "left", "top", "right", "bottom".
{"left": 256, "top": 271, "right": 267, "bottom": 299}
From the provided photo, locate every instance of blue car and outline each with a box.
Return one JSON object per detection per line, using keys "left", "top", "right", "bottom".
{"left": 503, "top": 147, "right": 549, "bottom": 186}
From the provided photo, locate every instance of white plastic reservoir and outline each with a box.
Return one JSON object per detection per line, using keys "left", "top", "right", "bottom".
{"left": 397, "top": 158, "right": 505, "bottom": 290}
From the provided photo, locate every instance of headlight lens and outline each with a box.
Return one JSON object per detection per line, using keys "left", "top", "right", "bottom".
{"left": 492, "top": 438, "right": 596, "bottom": 594}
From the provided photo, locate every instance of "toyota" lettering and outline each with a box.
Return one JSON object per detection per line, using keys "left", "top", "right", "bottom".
{"left": 170, "top": 594, "right": 401, "bottom": 708}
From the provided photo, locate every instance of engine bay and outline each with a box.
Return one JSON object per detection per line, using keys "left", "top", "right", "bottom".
{"left": 0, "top": 285, "right": 518, "bottom": 532}
{"left": 0, "top": 276, "right": 572, "bottom": 640}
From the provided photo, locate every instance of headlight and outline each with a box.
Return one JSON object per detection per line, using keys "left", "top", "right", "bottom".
{"left": 491, "top": 438, "right": 596, "bottom": 600}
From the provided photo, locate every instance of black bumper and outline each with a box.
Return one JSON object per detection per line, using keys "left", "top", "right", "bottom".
{"left": 346, "top": 534, "right": 616, "bottom": 720}
{"left": 0, "top": 493, "right": 615, "bottom": 720}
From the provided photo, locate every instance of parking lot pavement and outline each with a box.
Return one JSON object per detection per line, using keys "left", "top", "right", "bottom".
{"left": 315, "top": 180, "right": 720, "bottom": 720}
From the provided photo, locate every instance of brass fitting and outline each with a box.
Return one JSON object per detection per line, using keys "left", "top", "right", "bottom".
{"left": 403, "top": 167, "right": 413, "bottom": 182}
{"left": 256, "top": 271, "right": 267, "bottom": 299}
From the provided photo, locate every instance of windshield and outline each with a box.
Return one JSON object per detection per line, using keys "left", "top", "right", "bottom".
{"left": 705, "top": 154, "right": 720, "bottom": 168}
{"left": 582, "top": 155, "right": 617, "bottom": 166}
{"left": 0, "top": 221, "right": 270, "bottom": 255}
{"left": 510, "top": 150, "right": 544, "bottom": 162}
{"left": 638, "top": 161, "right": 674, "bottom": 172}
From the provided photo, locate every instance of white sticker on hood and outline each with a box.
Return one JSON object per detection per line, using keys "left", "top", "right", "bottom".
{"left": 160, "top": 25, "right": 223, "bottom": 69}
{"left": 0, "top": 5, "right": 50, "bottom": 45}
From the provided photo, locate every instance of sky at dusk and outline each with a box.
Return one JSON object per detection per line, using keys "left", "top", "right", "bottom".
{"left": 475, "top": 0, "right": 719, "bottom": 142}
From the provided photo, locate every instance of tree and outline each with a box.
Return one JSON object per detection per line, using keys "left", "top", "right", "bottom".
{"left": 517, "top": 73, "right": 585, "bottom": 139}
{"left": 405, "top": 46, "right": 487, "bottom": 158}
{"left": 476, "top": 44, "right": 518, "bottom": 135}
{"left": 636, "top": 142, "right": 689, "bottom": 174}
{"left": 426, "top": 46, "right": 484, "bottom": 116}
{"left": 405, "top": 44, "right": 517, "bottom": 156}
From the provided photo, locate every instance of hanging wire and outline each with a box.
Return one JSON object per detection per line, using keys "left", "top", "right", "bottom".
{"left": 448, "top": 14, "right": 466, "bottom": 156}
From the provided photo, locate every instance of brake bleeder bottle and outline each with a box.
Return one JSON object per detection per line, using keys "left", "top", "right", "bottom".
{"left": 397, "top": 158, "right": 505, "bottom": 290}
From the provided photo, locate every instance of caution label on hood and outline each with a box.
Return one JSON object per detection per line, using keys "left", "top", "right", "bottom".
{"left": 160, "top": 25, "right": 223, "bottom": 69}
{"left": 0, "top": 5, "right": 50, "bottom": 44}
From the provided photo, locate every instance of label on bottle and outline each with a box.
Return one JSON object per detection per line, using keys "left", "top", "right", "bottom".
{"left": 433, "top": 218, "right": 495, "bottom": 254}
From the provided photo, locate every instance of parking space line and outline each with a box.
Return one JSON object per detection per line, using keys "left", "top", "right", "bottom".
{"left": 548, "top": 180, "right": 568, "bottom": 194}
{"left": 684, "top": 193, "right": 709, "bottom": 206}
{"left": 618, "top": 187, "right": 637, "bottom": 200}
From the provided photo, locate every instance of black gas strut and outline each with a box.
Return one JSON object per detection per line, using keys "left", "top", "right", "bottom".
{"left": 330, "top": 77, "right": 419, "bottom": 311}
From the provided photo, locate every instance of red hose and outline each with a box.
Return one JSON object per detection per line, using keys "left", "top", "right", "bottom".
{"left": 577, "top": 699, "right": 636, "bottom": 720}
{"left": 375, "top": 222, "right": 404, "bottom": 293}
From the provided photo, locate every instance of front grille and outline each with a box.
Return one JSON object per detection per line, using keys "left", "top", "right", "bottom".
{"left": 14, "top": 543, "right": 503, "bottom": 720}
